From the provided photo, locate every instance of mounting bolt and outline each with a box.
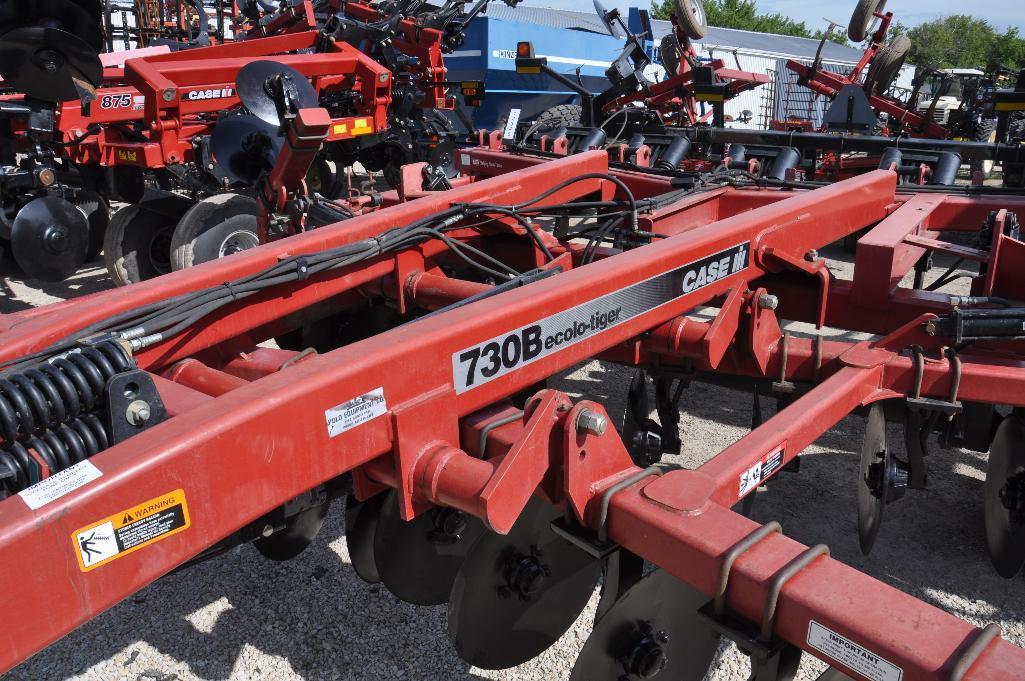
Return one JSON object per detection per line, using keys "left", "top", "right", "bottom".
{"left": 576, "top": 409, "right": 607, "bottom": 436}
{"left": 758, "top": 293, "right": 778, "bottom": 310}
{"left": 379, "top": 72, "right": 389, "bottom": 83}
{"left": 161, "top": 88, "right": 176, "bottom": 102}
{"left": 125, "top": 400, "right": 151, "bottom": 426}
{"left": 261, "top": 524, "right": 274, "bottom": 537}
{"left": 804, "top": 249, "right": 818, "bottom": 262}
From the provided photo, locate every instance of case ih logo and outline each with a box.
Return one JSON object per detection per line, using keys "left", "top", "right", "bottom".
{"left": 185, "top": 87, "right": 234, "bottom": 101}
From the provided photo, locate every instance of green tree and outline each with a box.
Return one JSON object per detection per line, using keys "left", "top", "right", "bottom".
{"left": 891, "top": 15, "right": 1024, "bottom": 71}
{"left": 986, "top": 27, "right": 1025, "bottom": 71}
{"left": 901, "top": 15, "right": 996, "bottom": 69}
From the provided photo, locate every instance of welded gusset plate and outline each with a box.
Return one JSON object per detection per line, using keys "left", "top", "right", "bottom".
{"left": 211, "top": 114, "right": 284, "bottom": 185}
{"left": 345, "top": 493, "right": 386, "bottom": 584}
{"left": 236, "top": 60, "right": 318, "bottom": 128}
{"left": 10, "top": 195, "right": 89, "bottom": 282}
{"left": 570, "top": 569, "right": 719, "bottom": 681}
{"left": 448, "top": 497, "right": 602, "bottom": 670}
{"left": 0, "top": 27, "right": 102, "bottom": 103}
{"left": 985, "top": 412, "right": 1025, "bottom": 578}
{"left": 373, "top": 491, "right": 485, "bottom": 606}
{"left": 0, "top": 0, "right": 104, "bottom": 51}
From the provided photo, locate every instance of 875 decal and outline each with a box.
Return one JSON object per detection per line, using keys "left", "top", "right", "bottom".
{"left": 100, "top": 93, "right": 133, "bottom": 109}
{"left": 452, "top": 242, "right": 749, "bottom": 393}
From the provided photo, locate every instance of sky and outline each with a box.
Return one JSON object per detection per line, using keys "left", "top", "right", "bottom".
{"left": 519, "top": 0, "right": 1025, "bottom": 33}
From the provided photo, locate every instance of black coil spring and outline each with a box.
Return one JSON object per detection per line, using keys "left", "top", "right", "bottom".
{"left": 0, "top": 341, "right": 133, "bottom": 495}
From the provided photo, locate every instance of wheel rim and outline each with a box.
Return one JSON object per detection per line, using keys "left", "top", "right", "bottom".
{"left": 218, "top": 229, "right": 259, "bottom": 257}
{"left": 147, "top": 225, "right": 174, "bottom": 274}
{"left": 690, "top": 0, "right": 705, "bottom": 27}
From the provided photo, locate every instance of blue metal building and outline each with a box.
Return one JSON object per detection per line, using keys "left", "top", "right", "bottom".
{"left": 445, "top": 4, "right": 867, "bottom": 130}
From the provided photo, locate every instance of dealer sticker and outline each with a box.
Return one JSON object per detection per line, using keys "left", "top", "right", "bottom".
{"left": 325, "top": 387, "right": 388, "bottom": 438}
{"left": 72, "top": 489, "right": 190, "bottom": 572}
{"left": 452, "top": 242, "right": 749, "bottom": 393}
{"left": 739, "top": 442, "right": 786, "bottom": 498}
{"left": 807, "top": 621, "right": 903, "bottom": 681}
{"left": 19, "top": 459, "right": 102, "bottom": 510}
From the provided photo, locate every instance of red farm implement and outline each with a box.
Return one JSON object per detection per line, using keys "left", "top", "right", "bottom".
{"left": 782, "top": 0, "right": 947, "bottom": 139}
{"left": 0, "top": 0, "right": 495, "bottom": 285}
{"left": 0, "top": 132, "right": 1024, "bottom": 679}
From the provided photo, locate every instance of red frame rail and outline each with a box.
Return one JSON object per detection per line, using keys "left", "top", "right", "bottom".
{"left": 0, "top": 150, "right": 1023, "bottom": 679}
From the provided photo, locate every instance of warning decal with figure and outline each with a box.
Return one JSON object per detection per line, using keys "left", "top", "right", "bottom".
{"left": 72, "top": 489, "right": 190, "bottom": 572}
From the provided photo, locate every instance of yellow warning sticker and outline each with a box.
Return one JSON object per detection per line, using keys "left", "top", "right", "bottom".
{"left": 351, "top": 118, "right": 372, "bottom": 135}
{"left": 72, "top": 489, "right": 190, "bottom": 572}
{"left": 333, "top": 123, "right": 348, "bottom": 135}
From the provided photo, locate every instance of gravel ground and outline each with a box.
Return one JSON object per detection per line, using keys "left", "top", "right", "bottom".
{"left": 1, "top": 243, "right": 1023, "bottom": 681}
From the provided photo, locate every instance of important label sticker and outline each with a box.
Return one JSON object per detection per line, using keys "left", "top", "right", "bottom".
{"left": 807, "top": 621, "right": 903, "bottom": 681}
{"left": 738, "top": 442, "right": 786, "bottom": 499}
{"left": 72, "top": 489, "right": 190, "bottom": 572}
{"left": 19, "top": 460, "right": 102, "bottom": 510}
{"left": 325, "top": 387, "right": 388, "bottom": 438}
{"left": 452, "top": 242, "right": 749, "bottom": 393}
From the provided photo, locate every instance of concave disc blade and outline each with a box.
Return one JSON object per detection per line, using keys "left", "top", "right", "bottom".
{"left": 570, "top": 569, "right": 719, "bottom": 681}
{"left": 11, "top": 196, "right": 89, "bottom": 281}
{"left": 69, "top": 0, "right": 104, "bottom": 20}
{"left": 0, "top": 0, "right": 103, "bottom": 52}
{"left": 236, "top": 60, "right": 318, "bottom": 127}
{"left": 592, "top": 0, "right": 624, "bottom": 38}
{"left": 985, "top": 412, "right": 1025, "bottom": 578}
{"left": 0, "top": 27, "right": 102, "bottom": 102}
{"left": 345, "top": 493, "right": 386, "bottom": 584}
{"left": 210, "top": 114, "right": 283, "bottom": 185}
{"left": 857, "top": 402, "right": 887, "bottom": 555}
{"left": 427, "top": 141, "right": 458, "bottom": 178}
{"left": 254, "top": 501, "right": 330, "bottom": 561}
{"left": 448, "top": 497, "right": 601, "bottom": 670}
{"left": 373, "top": 491, "right": 485, "bottom": 606}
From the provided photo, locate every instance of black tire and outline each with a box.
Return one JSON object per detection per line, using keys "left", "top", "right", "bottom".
{"left": 306, "top": 155, "right": 340, "bottom": 200}
{"left": 848, "top": 0, "right": 886, "bottom": 42}
{"left": 659, "top": 34, "right": 682, "bottom": 77}
{"left": 536, "top": 104, "right": 583, "bottom": 128}
{"left": 672, "top": 0, "right": 707, "bottom": 39}
{"left": 864, "top": 34, "right": 909, "bottom": 97}
{"left": 1010, "top": 112, "right": 1025, "bottom": 140}
{"left": 104, "top": 190, "right": 192, "bottom": 286}
{"left": 170, "top": 193, "right": 259, "bottom": 271}
{"left": 70, "top": 190, "right": 109, "bottom": 261}
{"left": 972, "top": 119, "right": 998, "bottom": 179}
